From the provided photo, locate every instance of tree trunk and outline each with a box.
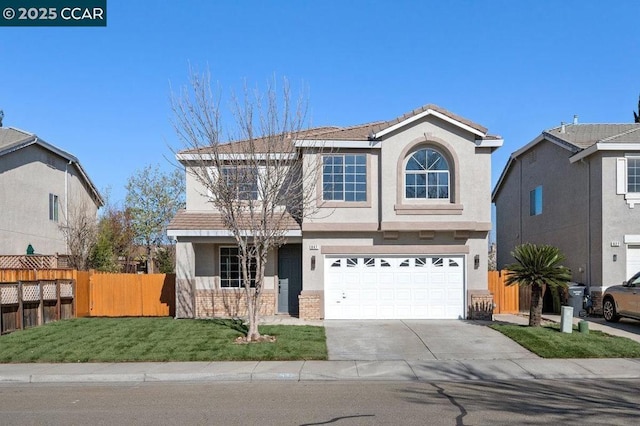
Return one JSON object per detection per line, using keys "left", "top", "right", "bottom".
{"left": 246, "top": 302, "right": 260, "bottom": 341}
{"left": 245, "top": 254, "right": 267, "bottom": 342}
{"left": 146, "top": 245, "right": 155, "bottom": 274}
{"left": 529, "top": 283, "right": 544, "bottom": 326}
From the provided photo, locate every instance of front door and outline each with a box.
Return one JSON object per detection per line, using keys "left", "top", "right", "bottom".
{"left": 278, "top": 244, "right": 302, "bottom": 315}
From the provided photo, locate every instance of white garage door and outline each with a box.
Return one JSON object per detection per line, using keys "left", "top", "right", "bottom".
{"left": 627, "top": 245, "right": 640, "bottom": 280}
{"left": 324, "top": 256, "right": 465, "bottom": 320}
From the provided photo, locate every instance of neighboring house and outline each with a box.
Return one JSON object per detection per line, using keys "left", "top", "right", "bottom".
{"left": 492, "top": 120, "right": 640, "bottom": 311}
{"left": 0, "top": 126, "right": 103, "bottom": 257}
{"left": 168, "top": 104, "right": 502, "bottom": 320}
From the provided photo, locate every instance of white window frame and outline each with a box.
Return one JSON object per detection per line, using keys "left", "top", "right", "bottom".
{"left": 49, "top": 193, "right": 59, "bottom": 222}
{"left": 322, "top": 154, "right": 367, "bottom": 202}
{"left": 616, "top": 156, "right": 640, "bottom": 208}
{"left": 219, "top": 246, "right": 256, "bottom": 288}
{"left": 222, "top": 166, "right": 260, "bottom": 201}
{"left": 206, "top": 166, "right": 263, "bottom": 201}
{"left": 404, "top": 148, "right": 450, "bottom": 200}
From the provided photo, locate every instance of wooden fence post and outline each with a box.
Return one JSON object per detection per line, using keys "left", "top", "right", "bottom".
{"left": 17, "top": 281, "right": 23, "bottom": 331}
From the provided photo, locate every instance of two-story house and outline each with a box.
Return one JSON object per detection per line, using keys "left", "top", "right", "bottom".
{"left": 168, "top": 104, "right": 502, "bottom": 320}
{"left": 0, "top": 126, "right": 103, "bottom": 258}
{"left": 492, "top": 120, "right": 640, "bottom": 312}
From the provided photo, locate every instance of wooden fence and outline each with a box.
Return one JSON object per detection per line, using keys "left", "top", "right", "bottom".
{"left": 88, "top": 273, "right": 175, "bottom": 317}
{"left": 488, "top": 270, "right": 520, "bottom": 314}
{"left": 76, "top": 271, "right": 91, "bottom": 317}
{"left": 0, "top": 269, "right": 78, "bottom": 334}
{"left": 0, "top": 269, "right": 77, "bottom": 282}
{"left": 1, "top": 270, "right": 175, "bottom": 333}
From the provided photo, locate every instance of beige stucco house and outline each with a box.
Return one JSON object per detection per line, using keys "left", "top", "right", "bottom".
{"left": 0, "top": 127, "right": 103, "bottom": 258}
{"left": 169, "top": 105, "right": 502, "bottom": 320}
{"left": 492, "top": 121, "right": 640, "bottom": 312}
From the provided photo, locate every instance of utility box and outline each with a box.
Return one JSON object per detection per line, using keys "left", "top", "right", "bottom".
{"left": 566, "top": 284, "right": 586, "bottom": 317}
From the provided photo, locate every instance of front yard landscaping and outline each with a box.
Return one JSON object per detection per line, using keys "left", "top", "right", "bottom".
{"left": 491, "top": 323, "right": 640, "bottom": 358}
{"left": 0, "top": 317, "right": 327, "bottom": 363}
{"left": 3, "top": 317, "right": 639, "bottom": 363}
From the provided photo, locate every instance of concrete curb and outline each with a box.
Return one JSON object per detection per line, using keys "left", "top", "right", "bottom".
{"left": 2, "top": 359, "right": 640, "bottom": 384}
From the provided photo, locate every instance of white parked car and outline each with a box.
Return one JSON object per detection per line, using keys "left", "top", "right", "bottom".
{"left": 602, "top": 271, "right": 640, "bottom": 322}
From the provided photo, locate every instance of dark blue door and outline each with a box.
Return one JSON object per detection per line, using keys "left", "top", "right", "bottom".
{"left": 278, "top": 244, "right": 302, "bottom": 315}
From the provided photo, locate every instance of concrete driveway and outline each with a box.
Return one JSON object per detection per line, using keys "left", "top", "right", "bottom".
{"left": 324, "top": 320, "right": 538, "bottom": 361}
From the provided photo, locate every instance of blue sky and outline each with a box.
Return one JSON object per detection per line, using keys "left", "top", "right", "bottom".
{"left": 2, "top": 1, "right": 639, "bottom": 207}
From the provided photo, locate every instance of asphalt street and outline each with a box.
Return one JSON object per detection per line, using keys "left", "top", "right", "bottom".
{"left": 0, "top": 379, "right": 638, "bottom": 425}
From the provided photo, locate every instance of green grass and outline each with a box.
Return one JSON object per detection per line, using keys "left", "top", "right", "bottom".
{"left": 0, "top": 318, "right": 327, "bottom": 363}
{"left": 491, "top": 323, "right": 640, "bottom": 358}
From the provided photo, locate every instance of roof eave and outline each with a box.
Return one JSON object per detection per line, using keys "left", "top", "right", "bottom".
{"left": 492, "top": 133, "right": 577, "bottom": 201}
{"left": 491, "top": 154, "right": 516, "bottom": 202}
{"left": 373, "top": 109, "right": 486, "bottom": 139}
{"left": 176, "top": 152, "right": 298, "bottom": 162}
{"left": 476, "top": 138, "right": 504, "bottom": 151}
{"left": 294, "top": 139, "right": 381, "bottom": 149}
{"left": 0, "top": 132, "right": 103, "bottom": 207}
{"left": 570, "top": 143, "right": 640, "bottom": 163}
{"left": 167, "top": 229, "right": 302, "bottom": 238}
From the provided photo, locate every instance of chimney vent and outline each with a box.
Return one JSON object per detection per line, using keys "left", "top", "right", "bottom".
{"left": 560, "top": 122, "right": 566, "bottom": 133}
{"left": 573, "top": 115, "right": 578, "bottom": 125}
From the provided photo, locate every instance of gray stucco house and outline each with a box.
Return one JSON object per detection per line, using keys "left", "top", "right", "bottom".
{"left": 0, "top": 126, "right": 103, "bottom": 258}
{"left": 492, "top": 120, "right": 640, "bottom": 310}
{"left": 168, "top": 104, "right": 502, "bottom": 320}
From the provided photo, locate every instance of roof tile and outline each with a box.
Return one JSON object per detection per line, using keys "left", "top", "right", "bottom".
{"left": 545, "top": 124, "right": 640, "bottom": 149}
{"left": 178, "top": 104, "right": 496, "bottom": 154}
{"left": 168, "top": 209, "right": 301, "bottom": 231}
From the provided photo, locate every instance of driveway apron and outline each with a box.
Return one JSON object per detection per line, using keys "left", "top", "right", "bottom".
{"left": 324, "top": 320, "right": 538, "bottom": 361}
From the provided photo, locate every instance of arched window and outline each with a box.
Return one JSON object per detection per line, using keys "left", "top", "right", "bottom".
{"left": 405, "top": 148, "right": 449, "bottom": 199}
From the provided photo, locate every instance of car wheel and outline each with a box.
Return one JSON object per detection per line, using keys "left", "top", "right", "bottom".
{"left": 603, "top": 298, "right": 620, "bottom": 322}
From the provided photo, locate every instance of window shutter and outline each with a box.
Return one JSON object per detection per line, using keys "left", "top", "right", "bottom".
{"left": 617, "top": 158, "right": 627, "bottom": 195}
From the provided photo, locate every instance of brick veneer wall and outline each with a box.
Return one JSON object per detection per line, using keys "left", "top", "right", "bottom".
{"left": 195, "top": 289, "right": 276, "bottom": 318}
{"left": 299, "top": 291, "right": 323, "bottom": 320}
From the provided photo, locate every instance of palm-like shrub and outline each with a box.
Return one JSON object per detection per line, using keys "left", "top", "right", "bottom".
{"left": 505, "top": 243, "right": 572, "bottom": 326}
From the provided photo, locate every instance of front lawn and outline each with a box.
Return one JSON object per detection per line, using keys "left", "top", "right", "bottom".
{"left": 491, "top": 323, "right": 640, "bottom": 358}
{"left": 0, "top": 318, "right": 327, "bottom": 363}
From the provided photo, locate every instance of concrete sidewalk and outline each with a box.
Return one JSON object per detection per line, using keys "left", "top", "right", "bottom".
{"left": 1, "top": 314, "right": 640, "bottom": 384}
{"left": 1, "top": 358, "right": 640, "bottom": 384}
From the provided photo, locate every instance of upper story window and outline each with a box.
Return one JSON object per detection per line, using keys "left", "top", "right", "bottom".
{"left": 222, "top": 166, "right": 258, "bottom": 200}
{"left": 530, "top": 186, "right": 542, "bottom": 216}
{"left": 628, "top": 157, "right": 640, "bottom": 193}
{"left": 49, "top": 193, "right": 59, "bottom": 222}
{"left": 616, "top": 156, "right": 640, "bottom": 208}
{"left": 405, "top": 148, "right": 449, "bottom": 199}
{"left": 322, "top": 154, "right": 366, "bottom": 202}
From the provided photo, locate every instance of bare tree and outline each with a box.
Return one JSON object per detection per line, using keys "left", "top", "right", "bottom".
{"left": 171, "top": 71, "right": 323, "bottom": 342}
{"left": 59, "top": 201, "right": 98, "bottom": 270}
